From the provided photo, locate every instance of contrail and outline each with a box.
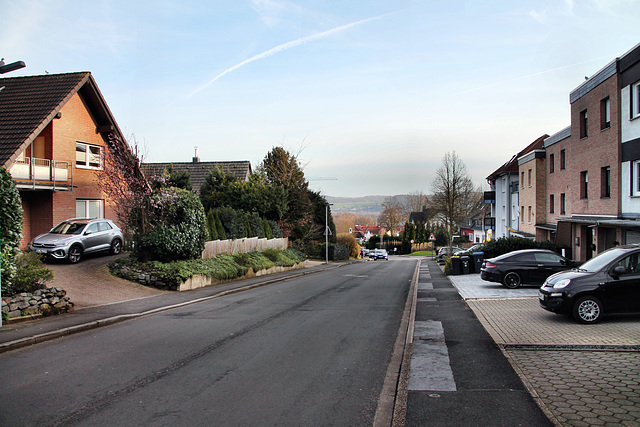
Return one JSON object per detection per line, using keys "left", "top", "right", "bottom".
{"left": 187, "top": 12, "right": 393, "bottom": 98}
{"left": 455, "top": 55, "right": 613, "bottom": 95}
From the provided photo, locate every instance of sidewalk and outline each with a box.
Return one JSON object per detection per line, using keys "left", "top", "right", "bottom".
{"left": 447, "top": 270, "right": 640, "bottom": 426}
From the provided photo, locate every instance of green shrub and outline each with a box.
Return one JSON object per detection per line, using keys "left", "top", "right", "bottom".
{"left": 482, "top": 237, "right": 556, "bottom": 258}
{"left": 134, "top": 188, "right": 209, "bottom": 262}
{"left": 233, "top": 251, "right": 274, "bottom": 271}
{"left": 3, "top": 252, "right": 53, "bottom": 296}
{"left": 0, "top": 167, "right": 23, "bottom": 294}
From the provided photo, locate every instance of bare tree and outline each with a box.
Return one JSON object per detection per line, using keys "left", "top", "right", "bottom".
{"left": 378, "top": 196, "right": 408, "bottom": 235}
{"left": 407, "top": 190, "right": 430, "bottom": 212}
{"left": 430, "top": 151, "right": 475, "bottom": 252}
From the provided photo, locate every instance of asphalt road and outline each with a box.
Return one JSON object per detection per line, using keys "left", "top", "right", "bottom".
{"left": 0, "top": 258, "right": 416, "bottom": 426}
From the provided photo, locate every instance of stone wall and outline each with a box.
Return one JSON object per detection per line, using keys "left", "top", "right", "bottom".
{"left": 1, "top": 287, "right": 74, "bottom": 321}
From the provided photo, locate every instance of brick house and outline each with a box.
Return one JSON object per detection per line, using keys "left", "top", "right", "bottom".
{"left": 531, "top": 43, "right": 640, "bottom": 261}
{"left": 0, "top": 72, "right": 126, "bottom": 248}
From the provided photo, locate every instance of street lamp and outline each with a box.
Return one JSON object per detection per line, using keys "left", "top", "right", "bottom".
{"left": 0, "top": 59, "right": 26, "bottom": 74}
{"left": 325, "top": 203, "right": 333, "bottom": 264}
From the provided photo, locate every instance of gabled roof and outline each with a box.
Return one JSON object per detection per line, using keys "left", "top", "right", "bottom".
{"left": 486, "top": 134, "right": 549, "bottom": 181}
{"left": 141, "top": 160, "right": 252, "bottom": 194}
{"left": 0, "top": 72, "right": 124, "bottom": 168}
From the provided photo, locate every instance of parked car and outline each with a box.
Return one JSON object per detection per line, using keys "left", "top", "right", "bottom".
{"left": 539, "top": 244, "right": 640, "bottom": 323}
{"left": 370, "top": 249, "right": 389, "bottom": 260}
{"left": 480, "top": 249, "right": 576, "bottom": 289}
{"left": 436, "top": 246, "right": 462, "bottom": 263}
{"left": 30, "top": 218, "right": 124, "bottom": 263}
{"left": 457, "top": 244, "right": 484, "bottom": 255}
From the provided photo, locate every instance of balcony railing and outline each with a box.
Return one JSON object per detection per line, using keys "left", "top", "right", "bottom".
{"left": 10, "top": 157, "right": 73, "bottom": 190}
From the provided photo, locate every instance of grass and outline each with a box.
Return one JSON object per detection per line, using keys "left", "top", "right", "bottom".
{"left": 408, "top": 250, "right": 436, "bottom": 256}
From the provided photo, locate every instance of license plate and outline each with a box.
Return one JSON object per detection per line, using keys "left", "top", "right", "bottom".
{"left": 36, "top": 249, "right": 47, "bottom": 254}
{"left": 538, "top": 292, "right": 545, "bottom": 301}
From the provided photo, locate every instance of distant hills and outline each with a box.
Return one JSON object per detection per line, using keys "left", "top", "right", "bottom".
{"left": 326, "top": 195, "right": 409, "bottom": 215}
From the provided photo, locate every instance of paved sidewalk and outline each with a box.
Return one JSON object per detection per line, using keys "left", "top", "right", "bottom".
{"left": 448, "top": 272, "right": 640, "bottom": 427}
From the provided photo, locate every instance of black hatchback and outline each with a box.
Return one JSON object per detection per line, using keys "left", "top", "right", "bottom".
{"left": 539, "top": 244, "right": 640, "bottom": 323}
{"left": 480, "top": 249, "right": 576, "bottom": 289}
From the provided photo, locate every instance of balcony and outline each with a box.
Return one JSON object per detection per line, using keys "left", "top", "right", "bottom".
{"left": 10, "top": 157, "right": 73, "bottom": 190}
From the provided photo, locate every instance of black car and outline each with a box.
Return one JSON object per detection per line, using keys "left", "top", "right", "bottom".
{"left": 480, "top": 249, "right": 576, "bottom": 289}
{"left": 539, "top": 244, "right": 640, "bottom": 323}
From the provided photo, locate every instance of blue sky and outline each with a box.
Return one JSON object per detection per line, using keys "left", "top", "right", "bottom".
{"left": 2, "top": 0, "right": 639, "bottom": 197}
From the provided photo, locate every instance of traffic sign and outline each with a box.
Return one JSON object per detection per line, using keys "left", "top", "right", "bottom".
{"left": 429, "top": 233, "right": 436, "bottom": 241}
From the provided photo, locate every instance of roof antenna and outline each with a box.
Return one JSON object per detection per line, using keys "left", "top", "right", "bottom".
{"left": 193, "top": 146, "right": 200, "bottom": 163}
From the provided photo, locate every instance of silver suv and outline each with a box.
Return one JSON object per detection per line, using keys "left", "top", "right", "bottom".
{"left": 30, "top": 218, "right": 124, "bottom": 263}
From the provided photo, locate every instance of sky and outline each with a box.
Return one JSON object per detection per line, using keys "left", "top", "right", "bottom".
{"left": 1, "top": 0, "right": 639, "bottom": 197}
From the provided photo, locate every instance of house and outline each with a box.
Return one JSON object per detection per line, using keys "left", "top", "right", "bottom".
{"left": 0, "top": 72, "right": 126, "bottom": 248}
{"left": 352, "top": 225, "right": 386, "bottom": 242}
{"left": 517, "top": 135, "right": 549, "bottom": 240}
{"left": 619, "top": 43, "right": 640, "bottom": 234}
{"left": 141, "top": 156, "right": 252, "bottom": 195}
{"left": 485, "top": 135, "right": 548, "bottom": 240}
{"left": 542, "top": 44, "right": 640, "bottom": 261}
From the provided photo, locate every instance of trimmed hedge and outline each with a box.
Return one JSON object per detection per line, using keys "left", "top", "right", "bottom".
{"left": 482, "top": 237, "right": 557, "bottom": 258}
{"left": 109, "top": 249, "right": 306, "bottom": 290}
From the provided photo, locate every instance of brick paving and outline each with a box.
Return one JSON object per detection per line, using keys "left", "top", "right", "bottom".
{"left": 45, "top": 253, "right": 167, "bottom": 308}
{"left": 448, "top": 273, "right": 640, "bottom": 427}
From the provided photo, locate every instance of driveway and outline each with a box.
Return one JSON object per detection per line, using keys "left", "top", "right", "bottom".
{"left": 45, "top": 253, "right": 167, "bottom": 308}
{"left": 448, "top": 270, "right": 640, "bottom": 426}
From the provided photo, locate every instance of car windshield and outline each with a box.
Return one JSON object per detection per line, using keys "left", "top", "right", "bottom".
{"left": 50, "top": 222, "right": 85, "bottom": 235}
{"left": 578, "top": 248, "right": 629, "bottom": 272}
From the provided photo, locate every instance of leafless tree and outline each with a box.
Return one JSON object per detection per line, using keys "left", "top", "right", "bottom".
{"left": 430, "top": 151, "right": 475, "bottom": 253}
{"left": 378, "top": 196, "right": 408, "bottom": 235}
{"left": 407, "top": 190, "right": 430, "bottom": 212}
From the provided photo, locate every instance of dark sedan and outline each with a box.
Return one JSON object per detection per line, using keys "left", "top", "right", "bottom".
{"left": 481, "top": 249, "right": 576, "bottom": 289}
{"left": 539, "top": 244, "right": 640, "bottom": 323}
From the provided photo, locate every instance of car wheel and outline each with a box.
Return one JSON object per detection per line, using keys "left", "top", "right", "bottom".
{"left": 573, "top": 296, "right": 603, "bottom": 324}
{"left": 502, "top": 272, "right": 521, "bottom": 289}
{"left": 110, "top": 239, "right": 123, "bottom": 255}
{"left": 68, "top": 246, "right": 82, "bottom": 264}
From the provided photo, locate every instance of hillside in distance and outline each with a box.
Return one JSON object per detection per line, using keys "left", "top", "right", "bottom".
{"left": 326, "top": 195, "right": 410, "bottom": 215}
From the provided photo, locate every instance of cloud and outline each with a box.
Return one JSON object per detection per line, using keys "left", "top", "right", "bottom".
{"left": 187, "top": 11, "right": 394, "bottom": 98}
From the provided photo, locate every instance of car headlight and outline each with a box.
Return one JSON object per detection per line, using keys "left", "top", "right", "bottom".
{"left": 552, "top": 279, "right": 571, "bottom": 290}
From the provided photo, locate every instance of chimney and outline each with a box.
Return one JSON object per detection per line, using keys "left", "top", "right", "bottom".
{"left": 192, "top": 146, "right": 200, "bottom": 163}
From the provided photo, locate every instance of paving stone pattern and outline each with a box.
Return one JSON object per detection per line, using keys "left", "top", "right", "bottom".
{"left": 448, "top": 272, "right": 640, "bottom": 427}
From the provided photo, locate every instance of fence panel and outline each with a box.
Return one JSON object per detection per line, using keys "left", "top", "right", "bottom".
{"left": 202, "top": 237, "right": 288, "bottom": 258}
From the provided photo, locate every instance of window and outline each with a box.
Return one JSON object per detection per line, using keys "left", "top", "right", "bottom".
{"left": 549, "top": 153, "right": 555, "bottom": 173}
{"left": 527, "top": 169, "right": 532, "bottom": 187}
{"left": 634, "top": 160, "right": 640, "bottom": 196}
{"left": 601, "top": 97, "right": 611, "bottom": 129}
{"left": 521, "top": 206, "right": 525, "bottom": 223}
{"left": 632, "top": 81, "right": 640, "bottom": 119}
{"left": 601, "top": 166, "right": 611, "bottom": 198}
{"left": 76, "top": 142, "right": 103, "bottom": 170}
{"left": 550, "top": 194, "right": 555, "bottom": 214}
{"left": 580, "top": 171, "right": 588, "bottom": 199}
{"left": 76, "top": 199, "right": 104, "bottom": 219}
{"left": 521, "top": 171, "right": 525, "bottom": 189}
{"left": 528, "top": 206, "right": 532, "bottom": 223}
{"left": 560, "top": 149, "right": 566, "bottom": 170}
{"left": 580, "top": 109, "right": 588, "bottom": 138}
{"left": 560, "top": 193, "right": 566, "bottom": 215}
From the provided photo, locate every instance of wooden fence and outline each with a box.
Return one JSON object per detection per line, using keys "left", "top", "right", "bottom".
{"left": 201, "top": 237, "right": 289, "bottom": 259}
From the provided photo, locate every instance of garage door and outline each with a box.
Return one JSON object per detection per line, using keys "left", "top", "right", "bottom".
{"left": 625, "top": 230, "right": 640, "bottom": 244}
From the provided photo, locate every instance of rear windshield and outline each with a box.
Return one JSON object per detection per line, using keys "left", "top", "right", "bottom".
{"left": 51, "top": 222, "right": 85, "bottom": 235}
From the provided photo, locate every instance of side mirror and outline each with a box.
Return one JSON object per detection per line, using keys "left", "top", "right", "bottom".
{"left": 84, "top": 230, "right": 92, "bottom": 235}
{"left": 612, "top": 265, "right": 626, "bottom": 277}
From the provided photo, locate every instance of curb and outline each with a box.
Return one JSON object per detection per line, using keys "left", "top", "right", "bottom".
{"left": 0, "top": 261, "right": 354, "bottom": 354}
